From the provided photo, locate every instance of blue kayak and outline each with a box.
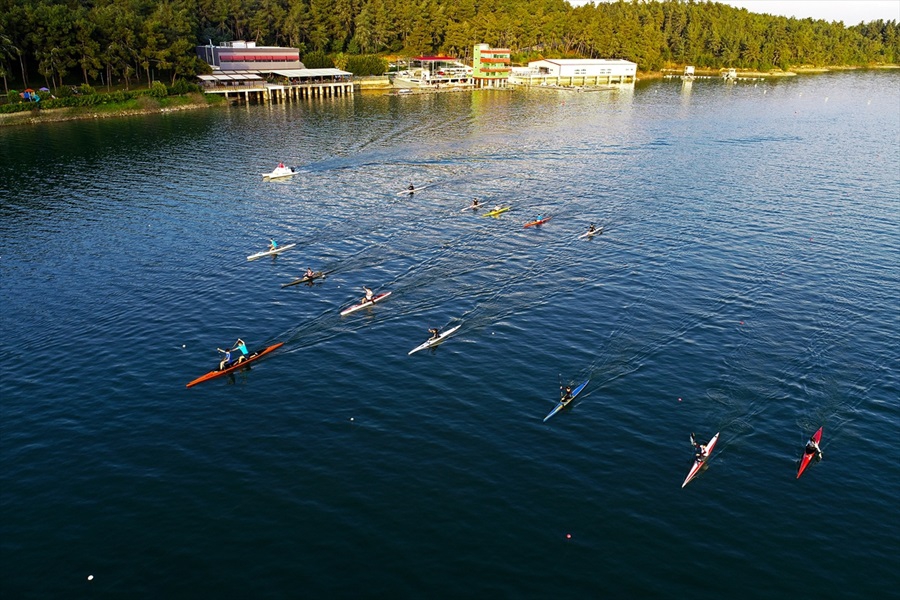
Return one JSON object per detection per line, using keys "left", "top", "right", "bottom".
{"left": 543, "top": 379, "right": 589, "bottom": 422}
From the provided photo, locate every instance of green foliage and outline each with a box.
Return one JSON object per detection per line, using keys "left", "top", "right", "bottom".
{"left": 345, "top": 54, "right": 388, "bottom": 76}
{"left": 78, "top": 83, "right": 96, "bottom": 95}
{"left": 168, "top": 78, "right": 200, "bottom": 95}
{"left": 7, "top": 90, "right": 22, "bottom": 104}
{"left": 302, "top": 50, "right": 333, "bottom": 68}
{"left": 149, "top": 80, "right": 168, "bottom": 98}
{"left": 1, "top": 0, "right": 897, "bottom": 93}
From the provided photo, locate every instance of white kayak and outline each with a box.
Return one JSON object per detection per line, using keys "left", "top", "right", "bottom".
{"left": 579, "top": 227, "right": 603, "bottom": 239}
{"left": 340, "top": 292, "right": 392, "bottom": 316}
{"left": 396, "top": 184, "right": 431, "bottom": 196}
{"left": 262, "top": 165, "right": 296, "bottom": 179}
{"left": 408, "top": 324, "right": 462, "bottom": 355}
{"left": 682, "top": 432, "right": 719, "bottom": 488}
{"left": 247, "top": 243, "right": 297, "bottom": 261}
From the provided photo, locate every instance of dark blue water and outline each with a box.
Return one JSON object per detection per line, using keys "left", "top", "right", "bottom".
{"left": 2, "top": 71, "right": 898, "bottom": 598}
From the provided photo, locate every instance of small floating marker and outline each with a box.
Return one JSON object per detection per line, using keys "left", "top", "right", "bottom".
{"left": 182, "top": 344, "right": 186, "bottom": 348}
{"left": 87, "top": 575, "right": 94, "bottom": 581}
{"left": 566, "top": 533, "right": 572, "bottom": 539}
{"left": 678, "top": 398, "right": 682, "bottom": 402}
{"left": 350, "top": 417, "right": 354, "bottom": 421}
{"left": 739, "top": 321, "right": 744, "bottom": 325}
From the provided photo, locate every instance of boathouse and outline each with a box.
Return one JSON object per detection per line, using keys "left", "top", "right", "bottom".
{"left": 511, "top": 59, "right": 636, "bottom": 87}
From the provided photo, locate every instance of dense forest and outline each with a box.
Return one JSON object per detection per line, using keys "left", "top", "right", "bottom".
{"left": 1, "top": 0, "right": 898, "bottom": 91}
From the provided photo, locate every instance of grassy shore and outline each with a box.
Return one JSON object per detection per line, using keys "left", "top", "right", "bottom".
{"left": 0, "top": 93, "right": 225, "bottom": 127}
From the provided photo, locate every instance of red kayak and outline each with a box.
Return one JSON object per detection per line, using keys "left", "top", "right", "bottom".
{"left": 524, "top": 216, "right": 552, "bottom": 228}
{"left": 186, "top": 342, "right": 284, "bottom": 388}
{"left": 796, "top": 426, "right": 823, "bottom": 479}
{"left": 682, "top": 432, "right": 719, "bottom": 488}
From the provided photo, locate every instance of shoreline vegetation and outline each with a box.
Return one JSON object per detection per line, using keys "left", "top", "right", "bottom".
{"left": 2, "top": 0, "right": 896, "bottom": 127}
{"left": 2, "top": 64, "right": 896, "bottom": 128}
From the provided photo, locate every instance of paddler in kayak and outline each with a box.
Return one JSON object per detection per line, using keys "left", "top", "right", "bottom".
{"left": 233, "top": 339, "right": 249, "bottom": 363}
{"left": 561, "top": 385, "right": 573, "bottom": 402}
{"left": 690, "top": 433, "right": 707, "bottom": 461}
{"left": 470, "top": 198, "right": 480, "bottom": 210}
{"left": 217, "top": 347, "right": 233, "bottom": 371}
{"left": 268, "top": 239, "right": 278, "bottom": 251}
{"left": 428, "top": 327, "right": 441, "bottom": 340}
{"left": 805, "top": 436, "right": 822, "bottom": 458}
{"left": 362, "top": 286, "right": 375, "bottom": 303}
{"left": 587, "top": 223, "right": 601, "bottom": 235}
{"left": 305, "top": 267, "right": 315, "bottom": 279}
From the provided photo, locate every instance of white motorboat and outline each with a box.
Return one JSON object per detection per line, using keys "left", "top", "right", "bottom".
{"left": 262, "top": 163, "right": 296, "bottom": 180}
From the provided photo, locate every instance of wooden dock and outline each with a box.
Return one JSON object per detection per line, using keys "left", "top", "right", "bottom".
{"left": 202, "top": 81, "right": 354, "bottom": 103}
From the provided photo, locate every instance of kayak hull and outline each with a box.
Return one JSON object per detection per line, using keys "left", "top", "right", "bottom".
{"left": 408, "top": 324, "right": 462, "bottom": 355}
{"left": 483, "top": 206, "right": 511, "bottom": 217}
{"left": 796, "top": 426, "right": 823, "bottom": 479}
{"left": 682, "top": 432, "right": 719, "bottom": 488}
{"left": 340, "top": 292, "right": 392, "bottom": 316}
{"left": 186, "top": 342, "right": 284, "bottom": 388}
{"left": 247, "top": 243, "right": 297, "bottom": 261}
{"left": 524, "top": 217, "right": 552, "bottom": 228}
{"left": 282, "top": 271, "right": 324, "bottom": 288}
{"left": 397, "top": 184, "right": 431, "bottom": 196}
{"left": 543, "top": 379, "right": 589, "bottom": 422}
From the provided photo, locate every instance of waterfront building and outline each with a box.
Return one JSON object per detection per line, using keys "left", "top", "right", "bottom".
{"left": 511, "top": 59, "right": 637, "bottom": 87}
{"left": 196, "top": 41, "right": 303, "bottom": 71}
{"left": 472, "top": 44, "right": 511, "bottom": 88}
{"left": 195, "top": 41, "right": 353, "bottom": 103}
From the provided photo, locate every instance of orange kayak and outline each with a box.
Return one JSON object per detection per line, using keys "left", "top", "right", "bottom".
{"left": 524, "top": 217, "right": 552, "bottom": 228}
{"left": 186, "top": 342, "right": 284, "bottom": 388}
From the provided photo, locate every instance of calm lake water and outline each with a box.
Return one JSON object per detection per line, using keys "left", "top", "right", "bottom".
{"left": 1, "top": 71, "right": 898, "bottom": 598}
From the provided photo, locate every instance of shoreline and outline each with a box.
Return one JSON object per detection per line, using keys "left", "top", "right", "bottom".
{"left": 3, "top": 64, "right": 896, "bottom": 127}
{"left": 0, "top": 95, "right": 221, "bottom": 127}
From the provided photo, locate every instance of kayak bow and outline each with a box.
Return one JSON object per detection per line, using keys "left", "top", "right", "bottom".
{"left": 186, "top": 342, "right": 284, "bottom": 388}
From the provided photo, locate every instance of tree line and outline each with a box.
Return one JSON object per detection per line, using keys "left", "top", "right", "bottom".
{"left": 1, "top": 0, "right": 897, "bottom": 92}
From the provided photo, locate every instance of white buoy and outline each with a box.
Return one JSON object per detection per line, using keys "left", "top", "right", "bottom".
{"left": 87, "top": 575, "right": 94, "bottom": 581}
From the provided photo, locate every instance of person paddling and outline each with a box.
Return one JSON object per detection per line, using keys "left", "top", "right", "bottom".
{"left": 305, "top": 267, "right": 315, "bottom": 279}
{"left": 233, "top": 339, "right": 249, "bottom": 363}
{"left": 268, "top": 239, "right": 278, "bottom": 252}
{"left": 805, "top": 436, "right": 822, "bottom": 457}
{"left": 428, "top": 327, "right": 441, "bottom": 340}
{"left": 217, "top": 347, "right": 233, "bottom": 371}
{"left": 362, "top": 286, "right": 375, "bottom": 303}
{"left": 470, "top": 198, "right": 480, "bottom": 210}
{"left": 691, "top": 433, "right": 707, "bottom": 461}
{"left": 561, "top": 385, "right": 573, "bottom": 402}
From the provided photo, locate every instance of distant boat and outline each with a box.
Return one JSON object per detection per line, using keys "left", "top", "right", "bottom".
{"left": 262, "top": 163, "right": 296, "bottom": 180}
